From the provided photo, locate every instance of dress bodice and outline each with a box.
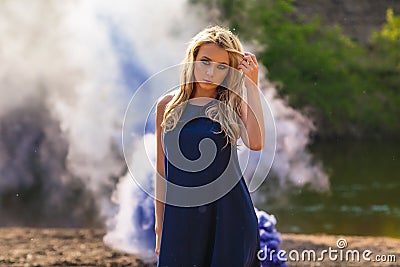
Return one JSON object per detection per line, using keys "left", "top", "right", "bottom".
{"left": 162, "top": 100, "right": 243, "bottom": 205}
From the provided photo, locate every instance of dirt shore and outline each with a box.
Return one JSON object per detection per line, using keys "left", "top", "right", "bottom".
{"left": 0, "top": 227, "right": 399, "bottom": 266}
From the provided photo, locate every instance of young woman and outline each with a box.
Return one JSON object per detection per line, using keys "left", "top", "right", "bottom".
{"left": 154, "top": 25, "right": 265, "bottom": 267}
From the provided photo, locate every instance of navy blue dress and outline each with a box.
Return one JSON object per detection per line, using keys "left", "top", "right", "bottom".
{"left": 158, "top": 100, "right": 261, "bottom": 267}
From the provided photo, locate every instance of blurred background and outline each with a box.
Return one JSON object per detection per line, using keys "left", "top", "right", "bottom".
{"left": 199, "top": 0, "right": 400, "bottom": 238}
{"left": 0, "top": 0, "right": 399, "bottom": 255}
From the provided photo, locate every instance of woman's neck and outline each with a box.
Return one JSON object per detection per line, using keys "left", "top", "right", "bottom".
{"left": 191, "top": 86, "right": 218, "bottom": 100}
{"left": 189, "top": 87, "right": 218, "bottom": 106}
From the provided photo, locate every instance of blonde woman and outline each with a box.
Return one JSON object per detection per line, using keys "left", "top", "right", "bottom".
{"left": 154, "top": 26, "right": 265, "bottom": 266}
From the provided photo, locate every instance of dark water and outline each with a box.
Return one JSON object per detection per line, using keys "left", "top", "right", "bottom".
{"left": 258, "top": 139, "right": 400, "bottom": 238}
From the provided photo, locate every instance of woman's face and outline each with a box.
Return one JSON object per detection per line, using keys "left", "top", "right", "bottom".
{"left": 193, "top": 43, "right": 230, "bottom": 93}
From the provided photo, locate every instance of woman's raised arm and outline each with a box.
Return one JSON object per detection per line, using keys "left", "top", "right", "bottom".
{"left": 238, "top": 52, "right": 265, "bottom": 151}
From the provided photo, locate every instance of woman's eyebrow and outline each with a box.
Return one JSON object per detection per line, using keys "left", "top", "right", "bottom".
{"left": 200, "top": 56, "right": 229, "bottom": 65}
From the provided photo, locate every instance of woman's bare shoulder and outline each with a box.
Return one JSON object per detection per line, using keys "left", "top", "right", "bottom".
{"left": 157, "top": 92, "right": 175, "bottom": 109}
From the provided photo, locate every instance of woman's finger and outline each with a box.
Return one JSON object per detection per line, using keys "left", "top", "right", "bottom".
{"left": 242, "top": 55, "right": 254, "bottom": 65}
{"left": 244, "top": 52, "right": 258, "bottom": 66}
{"left": 241, "top": 59, "right": 251, "bottom": 69}
{"left": 238, "top": 64, "right": 252, "bottom": 73}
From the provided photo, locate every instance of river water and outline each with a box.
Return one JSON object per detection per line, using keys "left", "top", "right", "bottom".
{"left": 258, "top": 139, "right": 400, "bottom": 238}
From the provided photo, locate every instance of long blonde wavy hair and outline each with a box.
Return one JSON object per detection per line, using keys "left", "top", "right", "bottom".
{"left": 161, "top": 25, "right": 245, "bottom": 147}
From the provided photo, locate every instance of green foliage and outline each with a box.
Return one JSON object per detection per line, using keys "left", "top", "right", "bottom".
{"left": 372, "top": 8, "right": 400, "bottom": 71}
{"left": 191, "top": 0, "right": 400, "bottom": 139}
{"left": 374, "top": 8, "right": 400, "bottom": 42}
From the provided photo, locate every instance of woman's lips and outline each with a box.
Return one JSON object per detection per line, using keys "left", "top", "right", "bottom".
{"left": 203, "top": 79, "right": 213, "bottom": 84}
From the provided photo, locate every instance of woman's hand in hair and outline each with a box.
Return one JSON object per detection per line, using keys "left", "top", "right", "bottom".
{"left": 238, "top": 52, "right": 265, "bottom": 151}
{"left": 238, "top": 52, "right": 259, "bottom": 89}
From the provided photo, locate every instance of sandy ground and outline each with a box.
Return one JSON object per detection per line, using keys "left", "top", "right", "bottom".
{"left": 0, "top": 228, "right": 399, "bottom": 266}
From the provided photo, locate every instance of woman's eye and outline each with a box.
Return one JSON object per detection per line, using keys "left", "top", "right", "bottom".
{"left": 201, "top": 60, "right": 210, "bottom": 65}
{"left": 217, "top": 64, "right": 227, "bottom": 70}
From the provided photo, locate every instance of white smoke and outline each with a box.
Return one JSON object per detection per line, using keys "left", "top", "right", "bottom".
{"left": 0, "top": 0, "right": 126, "bottom": 224}
{"left": 242, "top": 68, "right": 329, "bottom": 193}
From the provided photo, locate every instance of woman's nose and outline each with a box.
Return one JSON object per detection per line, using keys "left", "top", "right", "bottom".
{"left": 206, "top": 65, "right": 215, "bottom": 76}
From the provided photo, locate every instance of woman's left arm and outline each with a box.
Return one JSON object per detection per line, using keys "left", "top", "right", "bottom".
{"left": 237, "top": 52, "right": 265, "bottom": 151}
